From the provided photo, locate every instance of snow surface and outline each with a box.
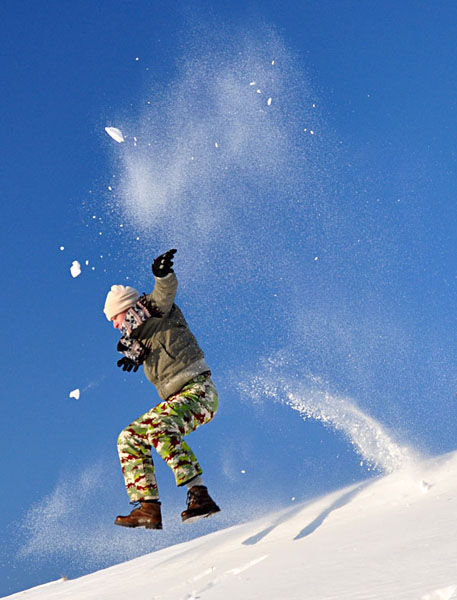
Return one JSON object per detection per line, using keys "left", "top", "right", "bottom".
{"left": 4, "top": 450, "right": 457, "bottom": 600}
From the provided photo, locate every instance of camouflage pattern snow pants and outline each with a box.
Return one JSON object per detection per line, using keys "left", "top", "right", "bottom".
{"left": 117, "top": 373, "right": 218, "bottom": 502}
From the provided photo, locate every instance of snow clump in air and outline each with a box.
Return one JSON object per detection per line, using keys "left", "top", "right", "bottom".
{"left": 69, "top": 389, "right": 80, "bottom": 400}
{"left": 70, "top": 261, "right": 81, "bottom": 278}
{"left": 105, "top": 127, "right": 125, "bottom": 143}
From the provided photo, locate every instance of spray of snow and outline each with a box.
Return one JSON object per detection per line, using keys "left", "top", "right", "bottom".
{"left": 17, "top": 462, "right": 170, "bottom": 568}
{"left": 16, "top": 462, "right": 257, "bottom": 573}
{"left": 241, "top": 354, "right": 416, "bottom": 475}
{"left": 101, "top": 26, "right": 326, "bottom": 286}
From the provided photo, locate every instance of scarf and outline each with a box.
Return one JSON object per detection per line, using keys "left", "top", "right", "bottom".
{"left": 117, "top": 296, "right": 161, "bottom": 366}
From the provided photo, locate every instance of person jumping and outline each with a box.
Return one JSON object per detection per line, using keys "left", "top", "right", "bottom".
{"left": 103, "top": 249, "right": 220, "bottom": 530}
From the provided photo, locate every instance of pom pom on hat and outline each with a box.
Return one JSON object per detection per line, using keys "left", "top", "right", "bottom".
{"left": 104, "top": 285, "right": 140, "bottom": 321}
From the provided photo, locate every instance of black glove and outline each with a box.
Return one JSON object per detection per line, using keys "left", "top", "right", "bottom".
{"left": 117, "top": 357, "right": 140, "bottom": 373}
{"left": 152, "top": 248, "right": 177, "bottom": 278}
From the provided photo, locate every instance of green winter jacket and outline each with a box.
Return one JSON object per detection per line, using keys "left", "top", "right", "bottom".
{"left": 129, "top": 273, "right": 210, "bottom": 399}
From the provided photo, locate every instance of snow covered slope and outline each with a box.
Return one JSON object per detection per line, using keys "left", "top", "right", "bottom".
{"left": 5, "top": 451, "right": 457, "bottom": 600}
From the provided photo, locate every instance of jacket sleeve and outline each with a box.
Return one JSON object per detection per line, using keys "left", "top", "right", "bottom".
{"left": 146, "top": 273, "right": 178, "bottom": 317}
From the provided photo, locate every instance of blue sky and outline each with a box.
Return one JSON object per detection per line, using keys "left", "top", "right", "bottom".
{"left": 1, "top": 1, "right": 457, "bottom": 596}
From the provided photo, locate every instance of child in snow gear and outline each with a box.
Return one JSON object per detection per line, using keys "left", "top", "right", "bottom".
{"left": 104, "top": 249, "right": 220, "bottom": 529}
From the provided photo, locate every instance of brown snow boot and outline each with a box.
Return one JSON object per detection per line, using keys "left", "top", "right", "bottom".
{"left": 114, "top": 501, "right": 162, "bottom": 529}
{"left": 181, "top": 485, "right": 220, "bottom": 523}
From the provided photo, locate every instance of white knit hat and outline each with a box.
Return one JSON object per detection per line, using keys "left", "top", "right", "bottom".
{"left": 103, "top": 285, "right": 140, "bottom": 321}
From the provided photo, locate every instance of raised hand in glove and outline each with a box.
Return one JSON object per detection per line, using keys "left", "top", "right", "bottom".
{"left": 117, "top": 357, "right": 140, "bottom": 373}
{"left": 152, "top": 248, "right": 177, "bottom": 278}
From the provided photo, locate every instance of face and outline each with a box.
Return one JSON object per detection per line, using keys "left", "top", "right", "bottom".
{"left": 111, "top": 310, "right": 128, "bottom": 330}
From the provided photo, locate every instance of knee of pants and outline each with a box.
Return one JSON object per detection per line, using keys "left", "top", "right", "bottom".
{"left": 148, "top": 418, "right": 181, "bottom": 444}
{"left": 117, "top": 427, "right": 133, "bottom": 448}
